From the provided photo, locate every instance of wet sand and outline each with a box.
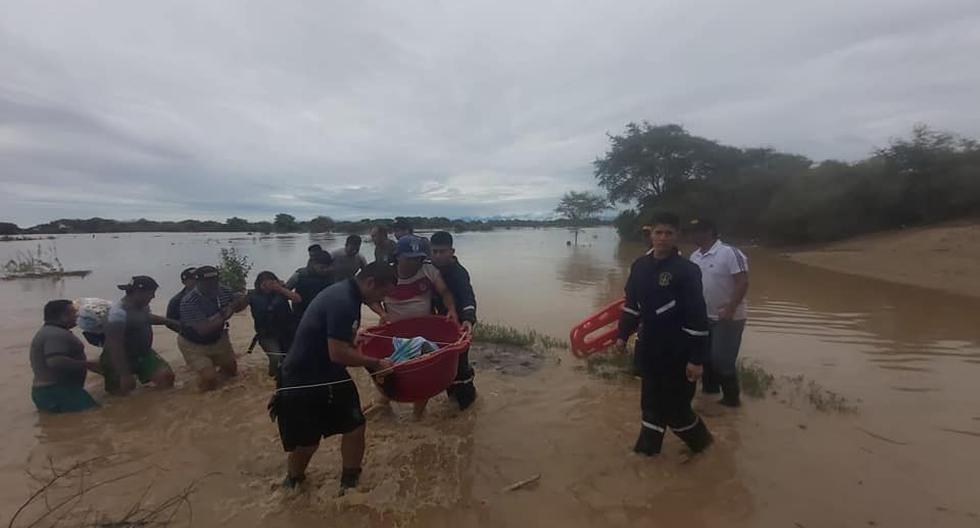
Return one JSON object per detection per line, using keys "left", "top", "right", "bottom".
{"left": 788, "top": 222, "right": 980, "bottom": 298}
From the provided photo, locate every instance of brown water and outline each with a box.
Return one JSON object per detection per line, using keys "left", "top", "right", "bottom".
{"left": 2, "top": 228, "right": 979, "bottom": 527}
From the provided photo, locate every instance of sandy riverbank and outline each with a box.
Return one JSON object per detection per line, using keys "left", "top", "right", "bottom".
{"left": 786, "top": 222, "right": 980, "bottom": 298}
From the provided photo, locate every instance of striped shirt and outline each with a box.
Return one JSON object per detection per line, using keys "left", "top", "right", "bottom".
{"left": 179, "top": 286, "right": 237, "bottom": 344}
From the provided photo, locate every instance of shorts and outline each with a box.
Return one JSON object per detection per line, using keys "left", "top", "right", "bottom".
{"left": 32, "top": 384, "right": 99, "bottom": 413}
{"left": 178, "top": 333, "right": 236, "bottom": 372}
{"left": 273, "top": 380, "right": 364, "bottom": 451}
{"left": 100, "top": 348, "right": 171, "bottom": 393}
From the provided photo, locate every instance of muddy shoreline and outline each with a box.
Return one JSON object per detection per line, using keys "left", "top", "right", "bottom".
{"left": 785, "top": 222, "right": 980, "bottom": 298}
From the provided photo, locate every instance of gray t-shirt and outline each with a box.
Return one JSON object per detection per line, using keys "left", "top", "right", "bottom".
{"left": 330, "top": 249, "right": 367, "bottom": 280}
{"left": 30, "top": 324, "right": 87, "bottom": 386}
{"left": 106, "top": 301, "right": 154, "bottom": 358}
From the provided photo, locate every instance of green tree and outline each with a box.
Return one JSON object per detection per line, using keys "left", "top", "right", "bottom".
{"left": 555, "top": 191, "right": 608, "bottom": 245}
{"left": 273, "top": 213, "right": 298, "bottom": 233}
{"left": 225, "top": 217, "right": 250, "bottom": 231}
{"left": 218, "top": 247, "right": 252, "bottom": 292}
{"left": 309, "top": 215, "right": 335, "bottom": 233}
{"left": 594, "top": 122, "right": 741, "bottom": 205}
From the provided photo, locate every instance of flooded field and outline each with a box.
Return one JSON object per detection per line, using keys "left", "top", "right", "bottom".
{"left": 2, "top": 227, "right": 979, "bottom": 527}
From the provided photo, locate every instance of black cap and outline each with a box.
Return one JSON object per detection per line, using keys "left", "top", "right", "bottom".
{"left": 307, "top": 244, "right": 323, "bottom": 253}
{"left": 117, "top": 275, "right": 160, "bottom": 292}
{"left": 309, "top": 251, "right": 333, "bottom": 265}
{"left": 180, "top": 267, "right": 197, "bottom": 281}
{"left": 687, "top": 217, "right": 716, "bottom": 233}
{"left": 194, "top": 266, "right": 220, "bottom": 280}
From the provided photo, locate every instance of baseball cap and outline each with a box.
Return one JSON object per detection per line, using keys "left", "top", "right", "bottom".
{"left": 180, "top": 267, "right": 197, "bottom": 281}
{"left": 395, "top": 235, "right": 427, "bottom": 258}
{"left": 194, "top": 266, "right": 220, "bottom": 280}
{"left": 117, "top": 275, "right": 160, "bottom": 292}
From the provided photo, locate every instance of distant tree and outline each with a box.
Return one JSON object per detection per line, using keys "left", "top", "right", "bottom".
{"left": 594, "top": 122, "right": 741, "bottom": 205}
{"left": 225, "top": 217, "right": 250, "bottom": 231}
{"left": 555, "top": 191, "right": 609, "bottom": 245}
{"left": 0, "top": 222, "right": 20, "bottom": 235}
{"left": 273, "top": 213, "right": 298, "bottom": 233}
{"left": 309, "top": 215, "right": 335, "bottom": 233}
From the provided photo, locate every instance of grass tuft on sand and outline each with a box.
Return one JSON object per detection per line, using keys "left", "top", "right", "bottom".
{"left": 472, "top": 322, "right": 567, "bottom": 350}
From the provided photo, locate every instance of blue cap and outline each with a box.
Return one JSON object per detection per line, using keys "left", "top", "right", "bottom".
{"left": 395, "top": 235, "right": 427, "bottom": 258}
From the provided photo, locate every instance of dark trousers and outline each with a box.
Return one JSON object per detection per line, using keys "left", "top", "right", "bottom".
{"left": 446, "top": 347, "right": 477, "bottom": 410}
{"left": 702, "top": 319, "right": 746, "bottom": 400}
{"left": 636, "top": 365, "right": 712, "bottom": 454}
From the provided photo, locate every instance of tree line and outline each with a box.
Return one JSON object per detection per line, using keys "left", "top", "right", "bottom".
{"left": 3, "top": 214, "right": 606, "bottom": 236}
{"left": 590, "top": 122, "right": 980, "bottom": 244}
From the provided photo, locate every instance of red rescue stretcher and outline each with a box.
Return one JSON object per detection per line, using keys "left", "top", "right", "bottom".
{"left": 569, "top": 298, "right": 626, "bottom": 358}
{"left": 358, "top": 316, "right": 471, "bottom": 402}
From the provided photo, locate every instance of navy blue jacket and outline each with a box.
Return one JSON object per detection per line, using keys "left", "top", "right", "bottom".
{"left": 618, "top": 249, "right": 709, "bottom": 372}
{"left": 434, "top": 258, "right": 477, "bottom": 324}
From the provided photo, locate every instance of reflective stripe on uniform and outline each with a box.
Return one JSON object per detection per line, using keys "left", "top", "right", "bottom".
{"left": 682, "top": 327, "right": 709, "bottom": 336}
{"left": 622, "top": 306, "right": 640, "bottom": 316}
{"left": 672, "top": 416, "right": 700, "bottom": 432}
{"left": 461, "top": 305, "right": 476, "bottom": 311}
{"left": 451, "top": 376, "right": 474, "bottom": 385}
{"left": 642, "top": 421, "right": 665, "bottom": 433}
{"left": 655, "top": 300, "right": 676, "bottom": 314}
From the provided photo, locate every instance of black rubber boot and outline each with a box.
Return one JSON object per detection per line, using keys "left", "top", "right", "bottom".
{"left": 339, "top": 467, "right": 362, "bottom": 495}
{"left": 702, "top": 362, "right": 720, "bottom": 394}
{"left": 674, "top": 418, "right": 713, "bottom": 453}
{"left": 719, "top": 376, "right": 741, "bottom": 407}
{"left": 282, "top": 473, "right": 305, "bottom": 489}
{"left": 453, "top": 382, "right": 477, "bottom": 410}
{"left": 633, "top": 427, "right": 665, "bottom": 456}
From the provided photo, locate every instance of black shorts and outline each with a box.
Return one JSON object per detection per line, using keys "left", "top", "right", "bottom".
{"left": 273, "top": 380, "right": 365, "bottom": 451}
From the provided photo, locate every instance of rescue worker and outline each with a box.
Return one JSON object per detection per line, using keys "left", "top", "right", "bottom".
{"left": 430, "top": 231, "right": 478, "bottom": 410}
{"left": 616, "top": 213, "right": 713, "bottom": 456}
{"left": 272, "top": 262, "right": 397, "bottom": 493}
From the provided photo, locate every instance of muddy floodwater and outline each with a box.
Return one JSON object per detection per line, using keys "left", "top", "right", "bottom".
{"left": 1, "top": 227, "right": 979, "bottom": 527}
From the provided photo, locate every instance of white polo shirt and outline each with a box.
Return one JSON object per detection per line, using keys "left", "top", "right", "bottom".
{"left": 689, "top": 239, "right": 748, "bottom": 321}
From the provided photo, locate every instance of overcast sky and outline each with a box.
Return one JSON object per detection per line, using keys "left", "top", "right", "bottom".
{"left": 2, "top": 1, "right": 979, "bottom": 225}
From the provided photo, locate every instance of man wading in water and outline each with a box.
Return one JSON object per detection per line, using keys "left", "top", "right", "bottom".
{"left": 616, "top": 213, "right": 713, "bottom": 456}
{"left": 287, "top": 251, "right": 335, "bottom": 323}
{"left": 368, "top": 235, "right": 457, "bottom": 417}
{"left": 688, "top": 218, "right": 749, "bottom": 407}
{"left": 430, "top": 231, "right": 478, "bottom": 410}
{"left": 102, "top": 276, "right": 178, "bottom": 395}
{"left": 272, "top": 262, "right": 396, "bottom": 493}
{"left": 178, "top": 267, "right": 249, "bottom": 391}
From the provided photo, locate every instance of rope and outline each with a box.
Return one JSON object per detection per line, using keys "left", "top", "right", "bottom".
{"left": 357, "top": 331, "right": 461, "bottom": 347}
{"left": 274, "top": 366, "right": 396, "bottom": 393}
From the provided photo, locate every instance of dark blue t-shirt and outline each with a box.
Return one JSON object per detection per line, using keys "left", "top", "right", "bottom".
{"left": 280, "top": 279, "right": 362, "bottom": 386}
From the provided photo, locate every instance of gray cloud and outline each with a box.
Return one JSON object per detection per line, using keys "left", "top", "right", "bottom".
{"left": 2, "top": 0, "right": 979, "bottom": 225}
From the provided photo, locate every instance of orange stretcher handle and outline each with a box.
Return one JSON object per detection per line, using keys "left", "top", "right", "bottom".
{"left": 569, "top": 298, "right": 626, "bottom": 358}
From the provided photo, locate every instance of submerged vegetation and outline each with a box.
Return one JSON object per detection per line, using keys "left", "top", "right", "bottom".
{"left": 737, "top": 359, "right": 775, "bottom": 398}
{"left": 2, "top": 244, "right": 90, "bottom": 280}
{"left": 217, "top": 247, "right": 252, "bottom": 292}
{"left": 578, "top": 351, "right": 856, "bottom": 413}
